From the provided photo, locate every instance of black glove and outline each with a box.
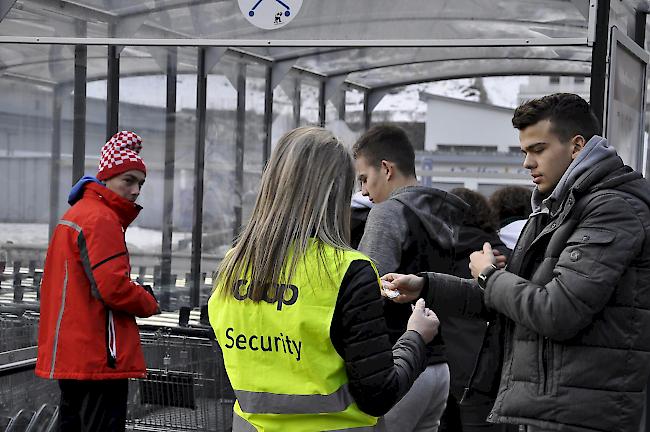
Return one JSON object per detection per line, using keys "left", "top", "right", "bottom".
{"left": 143, "top": 284, "right": 157, "bottom": 302}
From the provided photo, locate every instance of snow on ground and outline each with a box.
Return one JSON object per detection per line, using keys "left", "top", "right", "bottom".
{"left": 0, "top": 223, "right": 191, "bottom": 254}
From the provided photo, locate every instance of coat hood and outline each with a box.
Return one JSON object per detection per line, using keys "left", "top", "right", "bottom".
{"left": 456, "top": 226, "right": 500, "bottom": 257}
{"left": 68, "top": 175, "right": 105, "bottom": 205}
{"left": 390, "top": 186, "right": 469, "bottom": 249}
{"left": 532, "top": 135, "right": 616, "bottom": 213}
{"left": 529, "top": 134, "right": 650, "bottom": 220}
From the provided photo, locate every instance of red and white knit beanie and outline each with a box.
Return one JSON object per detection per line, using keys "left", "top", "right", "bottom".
{"left": 97, "top": 131, "right": 147, "bottom": 181}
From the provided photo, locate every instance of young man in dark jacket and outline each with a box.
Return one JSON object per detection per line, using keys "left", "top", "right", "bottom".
{"left": 353, "top": 124, "right": 468, "bottom": 431}
{"left": 382, "top": 94, "right": 650, "bottom": 432}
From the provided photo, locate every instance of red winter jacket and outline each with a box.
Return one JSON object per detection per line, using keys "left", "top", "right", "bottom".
{"left": 36, "top": 181, "right": 159, "bottom": 380}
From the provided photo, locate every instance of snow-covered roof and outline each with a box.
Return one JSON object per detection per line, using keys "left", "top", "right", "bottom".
{"left": 419, "top": 92, "right": 515, "bottom": 114}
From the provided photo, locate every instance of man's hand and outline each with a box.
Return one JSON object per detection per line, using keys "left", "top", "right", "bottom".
{"left": 406, "top": 298, "right": 439, "bottom": 343}
{"left": 381, "top": 273, "right": 425, "bottom": 304}
{"left": 493, "top": 248, "right": 507, "bottom": 269}
{"left": 469, "top": 242, "right": 497, "bottom": 279}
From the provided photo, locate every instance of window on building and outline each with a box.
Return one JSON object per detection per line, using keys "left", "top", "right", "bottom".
{"left": 574, "top": 76, "right": 585, "bottom": 84}
{"left": 549, "top": 76, "right": 560, "bottom": 85}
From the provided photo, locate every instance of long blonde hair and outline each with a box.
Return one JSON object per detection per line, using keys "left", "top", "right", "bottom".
{"left": 214, "top": 126, "right": 355, "bottom": 300}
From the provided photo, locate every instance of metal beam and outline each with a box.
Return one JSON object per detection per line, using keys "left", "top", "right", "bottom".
{"left": 293, "top": 78, "right": 301, "bottom": 128}
{"left": 338, "top": 88, "right": 346, "bottom": 121}
{"left": 105, "top": 44, "right": 119, "bottom": 141}
{"left": 271, "top": 59, "right": 295, "bottom": 89}
{"left": 635, "top": 10, "right": 647, "bottom": 48}
{"left": 161, "top": 47, "right": 177, "bottom": 311}
{"left": 206, "top": 47, "right": 228, "bottom": 74}
{"left": 589, "top": 0, "right": 609, "bottom": 128}
{"left": 324, "top": 75, "right": 349, "bottom": 102}
{"left": 318, "top": 80, "right": 326, "bottom": 126}
{"left": 0, "top": 36, "right": 591, "bottom": 47}
{"left": 234, "top": 62, "right": 246, "bottom": 239}
{"left": 191, "top": 47, "right": 207, "bottom": 308}
{"left": 325, "top": 54, "right": 591, "bottom": 79}
{"left": 227, "top": 47, "right": 274, "bottom": 65}
{"left": 0, "top": 0, "right": 16, "bottom": 22}
{"left": 72, "top": 42, "right": 86, "bottom": 185}
{"left": 369, "top": 62, "right": 591, "bottom": 93}
{"left": 363, "top": 90, "right": 389, "bottom": 131}
{"left": 263, "top": 65, "right": 273, "bottom": 166}
{"left": 363, "top": 92, "right": 371, "bottom": 132}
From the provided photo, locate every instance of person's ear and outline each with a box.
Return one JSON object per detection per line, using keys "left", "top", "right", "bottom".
{"left": 380, "top": 160, "right": 393, "bottom": 180}
{"left": 570, "top": 135, "right": 586, "bottom": 160}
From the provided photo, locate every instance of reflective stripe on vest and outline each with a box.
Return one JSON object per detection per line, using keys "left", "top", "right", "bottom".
{"left": 236, "top": 383, "right": 354, "bottom": 414}
{"left": 233, "top": 411, "right": 386, "bottom": 432}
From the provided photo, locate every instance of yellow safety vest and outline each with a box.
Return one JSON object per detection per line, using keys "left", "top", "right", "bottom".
{"left": 208, "top": 241, "right": 385, "bottom": 432}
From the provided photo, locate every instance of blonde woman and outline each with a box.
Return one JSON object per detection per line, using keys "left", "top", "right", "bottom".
{"left": 209, "top": 127, "right": 438, "bottom": 432}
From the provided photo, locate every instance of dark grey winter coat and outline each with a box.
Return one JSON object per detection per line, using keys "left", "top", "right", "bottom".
{"left": 425, "top": 150, "right": 650, "bottom": 431}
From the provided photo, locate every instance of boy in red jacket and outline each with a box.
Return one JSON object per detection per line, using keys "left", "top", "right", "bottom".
{"left": 36, "top": 131, "right": 160, "bottom": 432}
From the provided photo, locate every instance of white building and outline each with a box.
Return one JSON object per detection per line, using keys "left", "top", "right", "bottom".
{"left": 518, "top": 76, "right": 590, "bottom": 105}
{"left": 418, "top": 92, "right": 530, "bottom": 194}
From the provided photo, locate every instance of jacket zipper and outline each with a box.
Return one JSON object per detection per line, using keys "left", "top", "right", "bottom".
{"left": 542, "top": 337, "right": 553, "bottom": 394}
{"left": 106, "top": 309, "right": 117, "bottom": 368}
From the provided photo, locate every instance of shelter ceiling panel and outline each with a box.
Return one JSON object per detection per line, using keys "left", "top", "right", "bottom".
{"left": 142, "top": 0, "right": 588, "bottom": 40}
{"left": 349, "top": 58, "right": 592, "bottom": 90}
{"left": 291, "top": 46, "right": 593, "bottom": 77}
{"left": 0, "top": 43, "right": 77, "bottom": 84}
{"left": 2, "top": 0, "right": 588, "bottom": 40}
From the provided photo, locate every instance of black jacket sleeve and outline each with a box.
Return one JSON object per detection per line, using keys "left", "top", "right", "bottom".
{"left": 421, "top": 272, "right": 492, "bottom": 320}
{"left": 330, "top": 260, "right": 428, "bottom": 417}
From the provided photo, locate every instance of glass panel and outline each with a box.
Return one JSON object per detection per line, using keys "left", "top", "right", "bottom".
{"left": 0, "top": 44, "right": 75, "bottom": 418}
{"left": 242, "top": 62, "right": 265, "bottom": 228}
{"left": 201, "top": 57, "right": 238, "bottom": 299}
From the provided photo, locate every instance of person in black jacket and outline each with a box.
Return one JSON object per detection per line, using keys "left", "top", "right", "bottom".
{"left": 350, "top": 191, "right": 373, "bottom": 249}
{"left": 489, "top": 186, "right": 532, "bottom": 251}
{"left": 438, "top": 188, "right": 511, "bottom": 432}
{"left": 353, "top": 124, "right": 468, "bottom": 431}
{"left": 381, "top": 94, "right": 650, "bottom": 432}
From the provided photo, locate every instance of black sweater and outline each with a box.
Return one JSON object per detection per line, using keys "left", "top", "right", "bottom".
{"left": 329, "top": 259, "right": 428, "bottom": 417}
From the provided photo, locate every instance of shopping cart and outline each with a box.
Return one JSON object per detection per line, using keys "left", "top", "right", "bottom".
{"left": 0, "top": 311, "right": 59, "bottom": 429}
{"left": 127, "top": 326, "right": 234, "bottom": 432}
{"left": 0, "top": 312, "right": 39, "bottom": 352}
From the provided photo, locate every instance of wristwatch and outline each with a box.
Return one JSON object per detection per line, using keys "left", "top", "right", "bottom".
{"left": 477, "top": 264, "right": 498, "bottom": 289}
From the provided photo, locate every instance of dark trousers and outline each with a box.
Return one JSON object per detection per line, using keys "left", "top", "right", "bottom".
{"left": 440, "top": 393, "right": 519, "bottom": 432}
{"left": 58, "top": 379, "right": 128, "bottom": 432}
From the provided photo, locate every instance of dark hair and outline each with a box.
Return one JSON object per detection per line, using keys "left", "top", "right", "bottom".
{"left": 512, "top": 93, "right": 601, "bottom": 142}
{"left": 489, "top": 186, "right": 532, "bottom": 226}
{"left": 352, "top": 124, "right": 416, "bottom": 177}
{"left": 450, "top": 188, "right": 497, "bottom": 233}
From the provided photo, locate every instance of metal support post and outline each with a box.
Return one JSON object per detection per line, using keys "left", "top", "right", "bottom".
{"left": 72, "top": 42, "right": 87, "bottom": 184}
{"left": 263, "top": 65, "right": 273, "bottom": 166}
{"left": 106, "top": 45, "right": 120, "bottom": 140}
{"left": 191, "top": 48, "right": 207, "bottom": 308}
{"left": 589, "top": 0, "right": 610, "bottom": 127}
{"left": 161, "top": 47, "right": 177, "bottom": 310}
